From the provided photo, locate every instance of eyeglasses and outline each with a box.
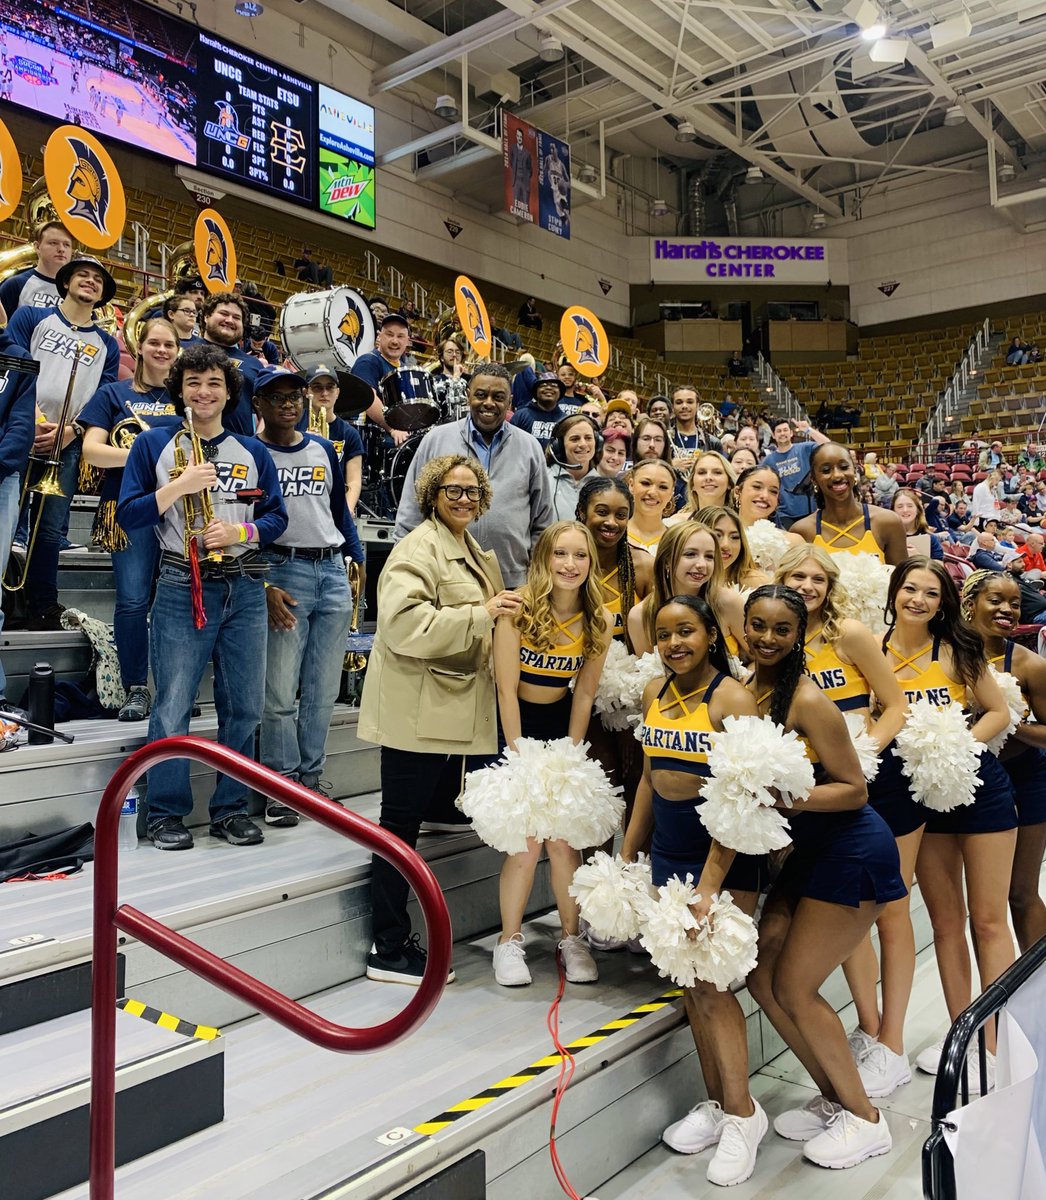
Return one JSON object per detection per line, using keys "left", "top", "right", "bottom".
{"left": 438, "top": 485, "right": 482, "bottom": 501}
{"left": 173, "top": 307, "right": 197, "bottom": 316}
{"left": 261, "top": 389, "right": 305, "bottom": 404}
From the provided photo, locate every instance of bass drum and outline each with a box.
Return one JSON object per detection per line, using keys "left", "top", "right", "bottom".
{"left": 388, "top": 433, "right": 424, "bottom": 511}
{"left": 280, "top": 287, "right": 375, "bottom": 374}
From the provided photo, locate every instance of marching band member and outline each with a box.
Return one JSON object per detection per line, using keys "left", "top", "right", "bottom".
{"left": 79, "top": 317, "right": 182, "bottom": 720}
{"left": 302, "top": 364, "right": 365, "bottom": 514}
{"left": 792, "top": 442, "right": 907, "bottom": 565}
{"left": 163, "top": 292, "right": 204, "bottom": 349}
{"left": 510, "top": 371, "right": 579, "bottom": 449}
{"left": 1, "top": 255, "right": 120, "bottom": 631}
{"left": 622, "top": 595, "right": 767, "bottom": 1186}
{"left": 199, "top": 290, "right": 263, "bottom": 435}
{"left": 0, "top": 351, "right": 35, "bottom": 710}
{"left": 492, "top": 521, "right": 611, "bottom": 987}
{"left": 668, "top": 384, "right": 721, "bottom": 471}
{"left": 117, "top": 345, "right": 287, "bottom": 851}
{"left": 0, "top": 220, "right": 73, "bottom": 322}
{"left": 253, "top": 367, "right": 363, "bottom": 821}
{"left": 349, "top": 312, "right": 417, "bottom": 447}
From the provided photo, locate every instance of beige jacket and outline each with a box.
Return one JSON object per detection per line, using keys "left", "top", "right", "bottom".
{"left": 358, "top": 515, "right": 504, "bottom": 754}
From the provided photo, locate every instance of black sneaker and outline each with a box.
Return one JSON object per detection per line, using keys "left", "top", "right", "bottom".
{"left": 118, "top": 686, "right": 152, "bottom": 722}
{"left": 148, "top": 817, "right": 194, "bottom": 851}
{"left": 209, "top": 813, "right": 264, "bottom": 845}
{"left": 25, "top": 604, "right": 67, "bottom": 632}
{"left": 366, "top": 934, "right": 455, "bottom": 986}
{"left": 265, "top": 799, "right": 299, "bottom": 827}
{"left": 300, "top": 778, "right": 343, "bottom": 804}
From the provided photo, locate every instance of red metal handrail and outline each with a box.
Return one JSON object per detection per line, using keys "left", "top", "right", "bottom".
{"left": 90, "top": 736, "right": 452, "bottom": 1200}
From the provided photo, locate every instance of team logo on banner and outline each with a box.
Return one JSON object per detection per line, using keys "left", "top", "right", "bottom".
{"left": 335, "top": 290, "right": 371, "bottom": 361}
{"left": 43, "top": 125, "right": 126, "bottom": 250}
{"left": 454, "top": 275, "right": 493, "bottom": 358}
{"left": 560, "top": 306, "right": 610, "bottom": 377}
{"left": 193, "top": 209, "right": 238, "bottom": 293}
{"left": 0, "top": 116, "right": 23, "bottom": 224}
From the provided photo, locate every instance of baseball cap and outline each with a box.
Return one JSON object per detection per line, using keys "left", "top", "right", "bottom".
{"left": 56, "top": 255, "right": 117, "bottom": 306}
{"left": 306, "top": 363, "right": 338, "bottom": 385}
{"left": 378, "top": 313, "right": 410, "bottom": 333}
{"left": 605, "top": 398, "right": 634, "bottom": 418}
{"left": 253, "top": 366, "right": 306, "bottom": 394}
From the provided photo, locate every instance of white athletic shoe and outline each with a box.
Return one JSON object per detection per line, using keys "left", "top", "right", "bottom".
{"left": 581, "top": 919, "right": 627, "bottom": 952}
{"left": 662, "top": 1100, "right": 725, "bottom": 1154}
{"left": 558, "top": 933, "right": 599, "bottom": 983}
{"left": 493, "top": 933, "right": 532, "bottom": 987}
{"left": 707, "top": 1103, "right": 768, "bottom": 1187}
{"left": 847, "top": 1026, "right": 879, "bottom": 1063}
{"left": 916, "top": 1037, "right": 945, "bottom": 1076}
{"left": 803, "top": 1108, "right": 892, "bottom": 1170}
{"left": 857, "top": 1043, "right": 912, "bottom": 1098}
{"left": 773, "top": 1096, "right": 842, "bottom": 1142}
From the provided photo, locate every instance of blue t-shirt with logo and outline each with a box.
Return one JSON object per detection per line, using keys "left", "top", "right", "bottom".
{"left": 763, "top": 441, "right": 817, "bottom": 521}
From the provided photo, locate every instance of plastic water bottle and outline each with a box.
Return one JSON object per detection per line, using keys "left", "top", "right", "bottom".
{"left": 119, "top": 787, "right": 139, "bottom": 851}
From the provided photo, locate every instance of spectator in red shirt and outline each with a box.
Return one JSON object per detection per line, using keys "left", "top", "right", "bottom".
{"left": 1010, "top": 533, "right": 1046, "bottom": 579}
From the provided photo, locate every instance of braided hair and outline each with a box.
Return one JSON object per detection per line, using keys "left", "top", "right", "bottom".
{"left": 744, "top": 584, "right": 809, "bottom": 727}
{"left": 960, "top": 567, "right": 1017, "bottom": 623}
{"left": 577, "top": 476, "right": 639, "bottom": 651}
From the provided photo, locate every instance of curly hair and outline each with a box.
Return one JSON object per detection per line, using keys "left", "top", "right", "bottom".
{"left": 744, "top": 585, "right": 809, "bottom": 727}
{"left": 515, "top": 521, "right": 608, "bottom": 659}
{"left": 773, "top": 543, "right": 855, "bottom": 646}
{"left": 577, "top": 477, "right": 637, "bottom": 650}
{"left": 695, "top": 505, "right": 759, "bottom": 590}
{"left": 200, "top": 291, "right": 249, "bottom": 325}
{"left": 680, "top": 451, "right": 736, "bottom": 516}
{"left": 885, "top": 556, "right": 985, "bottom": 690}
{"left": 165, "top": 344, "right": 243, "bottom": 417}
{"left": 640, "top": 522, "right": 725, "bottom": 645}
{"left": 655, "top": 594, "right": 732, "bottom": 679}
{"left": 414, "top": 455, "right": 493, "bottom": 519}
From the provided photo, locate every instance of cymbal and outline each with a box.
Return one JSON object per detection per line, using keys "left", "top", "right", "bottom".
{"left": 334, "top": 370, "right": 374, "bottom": 418}
{"left": 504, "top": 359, "right": 534, "bottom": 377}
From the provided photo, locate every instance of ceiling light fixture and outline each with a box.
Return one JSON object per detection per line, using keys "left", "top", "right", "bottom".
{"left": 811, "top": 211, "right": 828, "bottom": 229}
{"left": 434, "top": 94, "right": 459, "bottom": 119}
{"left": 651, "top": 198, "right": 670, "bottom": 217}
{"left": 675, "top": 121, "right": 696, "bottom": 142}
{"left": 744, "top": 166, "right": 765, "bottom": 184}
{"left": 998, "top": 162, "right": 1017, "bottom": 183}
{"left": 869, "top": 37, "right": 909, "bottom": 63}
{"left": 943, "top": 104, "right": 966, "bottom": 126}
{"left": 578, "top": 163, "right": 598, "bottom": 184}
{"left": 861, "top": 21, "right": 886, "bottom": 40}
{"left": 538, "top": 34, "right": 564, "bottom": 62}
{"left": 234, "top": 1, "right": 263, "bottom": 15}
{"left": 931, "top": 13, "right": 973, "bottom": 49}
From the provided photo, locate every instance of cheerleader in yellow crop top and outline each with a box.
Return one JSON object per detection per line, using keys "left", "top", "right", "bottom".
{"left": 790, "top": 443, "right": 908, "bottom": 566}
{"left": 742, "top": 586, "right": 903, "bottom": 1166}
{"left": 882, "top": 558, "right": 1015, "bottom": 1065}
{"left": 492, "top": 521, "right": 613, "bottom": 988}
{"left": 621, "top": 595, "right": 770, "bottom": 1181}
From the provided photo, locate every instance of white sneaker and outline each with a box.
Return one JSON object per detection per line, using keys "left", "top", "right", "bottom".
{"left": 803, "top": 1109, "right": 892, "bottom": 1169}
{"left": 916, "top": 1037, "right": 945, "bottom": 1076}
{"left": 773, "top": 1096, "right": 842, "bottom": 1142}
{"left": 493, "top": 933, "right": 531, "bottom": 986}
{"left": 558, "top": 933, "right": 599, "bottom": 983}
{"left": 581, "top": 919, "right": 627, "bottom": 951}
{"left": 662, "top": 1100, "right": 725, "bottom": 1154}
{"left": 707, "top": 1102, "right": 768, "bottom": 1187}
{"left": 857, "top": 1043, "right": 912, "bottom": 1098}
{"left": 847, "top": 1026, "right": 879, "bottom": 1063}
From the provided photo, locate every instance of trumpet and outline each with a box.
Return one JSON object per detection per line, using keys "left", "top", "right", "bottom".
{"left": 170, "top": 410, "right": 224, "bottom": 565}
{"left": 308, "top": 403, "right": 329, "bottom": 440}
{"left": 6, "top": 345, "right": 82, "bottom": 593}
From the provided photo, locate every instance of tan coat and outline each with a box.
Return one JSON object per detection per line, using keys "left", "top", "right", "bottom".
{"left": 358, "top": 515, "right": 504, "bottom": 754}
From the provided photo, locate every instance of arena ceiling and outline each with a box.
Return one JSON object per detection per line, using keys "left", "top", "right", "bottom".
{"left": 318, "top": 0, "right": 1046, "bottom": 224}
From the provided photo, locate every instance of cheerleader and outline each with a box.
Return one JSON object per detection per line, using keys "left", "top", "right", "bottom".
{"left": 626, "top": 523, "right": 745, "bottom": 659}
{"left": 667, "top": 451, "right": 735, "bottom": 525}
{"left": 695, "top": 505, "right": 769, "bottom": 591}
{"left": 731, "top": 465, "right": 798, "bottom": 538}
{"left": 626, "top": 459, "right": 676, "bottom": 557}
{"left": 621, "top": 596, "right": 767, "bottom": 1187}
{"left": 882, "top": 558, "right": 1015, "bottom": 1081}
{"left": 743, "top": 586, "right": 904, "bottom": 1169}
{"left": 790, "top": 443, "right": 907, "bottom": 565}
{"left": 492, "top": 521, "right": 612, "bottom": 986}
{"left": 961, "top": 570, "right": 1046, "bottom": 952}
{"left": 577, "top": 476, "right": 654, "bottom": 645}
{"left": 773, "top": 546, "right": 915, "bottom": 1098}
{"left": 78, "top": 318, "right": 182, "bottom": 721}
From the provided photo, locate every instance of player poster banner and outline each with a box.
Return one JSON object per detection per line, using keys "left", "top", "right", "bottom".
{"left": 503, "top": 114, "right": 570, "bottom": 240}
{"left": 0, "top": 116, "right": 24, "bottom": 223}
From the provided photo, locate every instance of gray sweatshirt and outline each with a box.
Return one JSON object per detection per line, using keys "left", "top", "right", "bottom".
{"left": 394, "top": 419, "right": 555, "bottom": 587}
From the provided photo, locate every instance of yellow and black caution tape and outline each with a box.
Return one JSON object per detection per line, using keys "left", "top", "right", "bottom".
{"left": 116, "top": 997, "right": 221, "bottom": 1041}
{"left": 414, "top": 985, "right": 683, "bottom": 1136}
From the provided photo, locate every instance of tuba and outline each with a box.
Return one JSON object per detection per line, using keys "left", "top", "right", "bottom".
{"left": 123, "top": 240, "right": 195, "bottom": 356}
{"left": 696, "top": 402, "right": 722, "bottom": 437}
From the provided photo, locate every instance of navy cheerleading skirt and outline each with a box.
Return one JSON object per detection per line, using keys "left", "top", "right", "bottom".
{"left": 869, "top": 741, "right": 929, "bottom": 838}
{"left": 924, "top": 749, "right": 1018, "bottom": 836}
{"left": 1002, "top": 746, "right": 1046, "bottom": 829}
{"left": 650, "top": 790, "right": 766, "bottom": 894}
{"left": 774, "top": 805, "right": 907, "bottom": 908}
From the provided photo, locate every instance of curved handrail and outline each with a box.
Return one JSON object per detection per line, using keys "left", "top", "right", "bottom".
{"left": 90, "top": 736, "right": 452, "bottom": 1199}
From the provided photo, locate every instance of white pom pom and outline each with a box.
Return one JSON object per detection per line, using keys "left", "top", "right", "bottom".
{"left": 983, "top": 667, "right": 1028, "bottom": 757}
{"left": 593, "top": 644, "right": 665, "bottom": 731}
{"left": 534, "top": 737, "right": 625, "bottom": 848}
{"left": 844, "top": 711, "right": 881, "bottom": 782}
{"left": 833, "top": 553, "right": 893, "bottom": 634}
{"left": 698, "top": 715, "right": 813, "bottom": 853}
{"left": 458, "top": 739, "right": 544, "bottom": 855}
{"left": 745, "top": 520, "right": 790, "bottom": 572}
{"left": 639, "top": 878, "right": 758, "bottom": 990}
{"left": 892, "top": 699, "right": 981, "bottom": 812}
{"left": 569, "top": 853, "right": 655, "bottom": 941}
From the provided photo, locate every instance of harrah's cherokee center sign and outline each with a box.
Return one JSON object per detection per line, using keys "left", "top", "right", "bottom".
{"left": 650, "top": 237, "right": 843, "bottom": 285}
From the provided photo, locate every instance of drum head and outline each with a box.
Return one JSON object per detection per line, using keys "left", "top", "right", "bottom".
{"left": 390, "top": 434, "right": 423, "bottom": 508}
{"left": 382, "top": 369, "right": 441, "bottom": 432}
{"left": 279, "top": 287, "right": 375, "bottom": 373}
{"left": 326, "top": 288, "right": 375, "bottom": 369}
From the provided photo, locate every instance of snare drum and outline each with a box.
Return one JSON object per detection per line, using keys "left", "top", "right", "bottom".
{"left": 380, "top": 369, "right": 442, "bottom": 432}
{"left": 280, "top": 287, "right": 375, "bottom": 374}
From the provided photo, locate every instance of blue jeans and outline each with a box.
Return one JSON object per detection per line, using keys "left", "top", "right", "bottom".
{"left": 0, "top": 472, "right": 21, "bottom": 696}
{"left": 23, "top": 439, "right": 81, "bottom": 615}
{"left": 112, "top": 524, "right": 161, "bottom": 688}
{"left": 260, "top": 554, "right": 351, "bottom": 786}
{"left": 145, "top": 561, "right": 267, "bottom": 824}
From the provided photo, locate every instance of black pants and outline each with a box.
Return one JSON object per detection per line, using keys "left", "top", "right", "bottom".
{"left": 371, "top": 748, "right": 464, "bottom": 952}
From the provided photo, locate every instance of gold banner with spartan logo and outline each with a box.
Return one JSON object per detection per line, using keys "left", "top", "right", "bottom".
{"left": 0, "top": 116, "right": 23, "bottom": 224}
{"left": 194, "top": 208, "right": 238, "bottom": 294}
{"left": 43, "top": 125, "right": 126, "bottom": 250}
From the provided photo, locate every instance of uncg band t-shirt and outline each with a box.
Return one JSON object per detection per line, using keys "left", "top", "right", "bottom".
{"left": 763, "top": 441, "right": 817, "bottom": 521}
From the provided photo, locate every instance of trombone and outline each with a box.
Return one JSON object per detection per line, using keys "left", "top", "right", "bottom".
{"left": 6, "top": 345, "right": 82, "bottom": 593}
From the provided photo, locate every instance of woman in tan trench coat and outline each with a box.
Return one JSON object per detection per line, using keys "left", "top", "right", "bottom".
{"left": 359, "top": 455, "right": 521, "bottom": 985}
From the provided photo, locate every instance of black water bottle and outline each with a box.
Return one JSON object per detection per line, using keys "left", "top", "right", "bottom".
{"left": 27, "top": 662, "right": 55, "bottom": 745}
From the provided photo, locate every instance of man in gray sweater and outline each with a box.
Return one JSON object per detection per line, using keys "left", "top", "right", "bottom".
{"left": 394, "top": 363, "right": 554, "bottom": 587}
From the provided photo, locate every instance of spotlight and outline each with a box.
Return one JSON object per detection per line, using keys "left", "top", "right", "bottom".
{"left": 434, "top": 94, "right": 459, "bottom": 120}
{"left": 744, "top": 166, "right": 764, "bottom": 184}
{"left": 943, "top": 104, "right": 966, "bottom": 126}
{"left": 861, "top": 22, "right": 886, "bottom": 40}
{"left": 675, "top": 121, "right": 696, "bottom": 142}
{"left": 578, "top": 163, "right": 598, "bottom": 185}
{"left": 811, "top": 211, "right": 827, "bottom": 230}
{"left": 998, "top": 163, "right": 1016, "bottom": 183}
{"left": 234, "top": 0, "right": 263, "bottom": 14}
{"left": 650, "top": 198, "right": 670, "bottom": 217}
{"left": 538, "top": 34, "right": 564, "bottom": 62}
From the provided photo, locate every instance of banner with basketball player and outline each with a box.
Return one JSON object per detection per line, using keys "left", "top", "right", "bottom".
{"left": 502, "top": 114, "right": 570, "bottom": 240}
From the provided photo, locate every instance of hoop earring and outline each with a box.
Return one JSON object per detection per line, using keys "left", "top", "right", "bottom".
{"left": 793, "top": 642, "right": 802, "bottom": 653}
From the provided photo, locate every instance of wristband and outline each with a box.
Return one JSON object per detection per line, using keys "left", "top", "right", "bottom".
{"left": 237, "top": 524, "right": 248, "bottom": 544}
{"left": 246, "top": 522, "right": 257, "bottom": 543}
